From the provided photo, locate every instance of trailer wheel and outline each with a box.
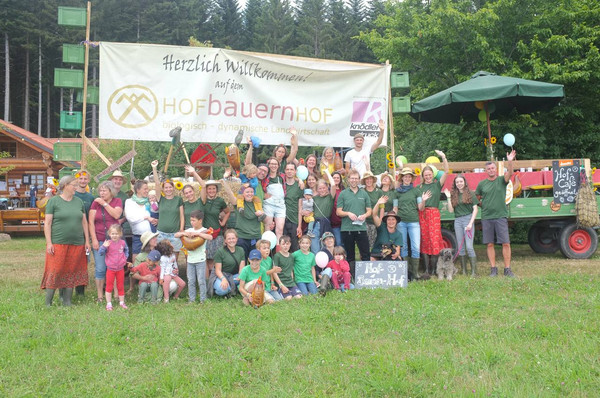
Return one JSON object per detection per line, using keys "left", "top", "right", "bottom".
{"left": 559, "top": 223, "right": 598, "bottom": 259}
{"left": 441, "top": 228, "right": 457, "bottom": 252}
{"left": 528, "top": 222, "right": 559, "bottom": 254}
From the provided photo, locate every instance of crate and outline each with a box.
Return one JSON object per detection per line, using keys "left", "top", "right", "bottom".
{"left": 59, "top": 111, "right": 82, "bottom": 131}
{"left": 76, "top": 86, "right": 99, "bottom": 105}
{"left": 62, "top": 44, "right": 84, "bottom": 64}
{"left": 54, "top": 143, "right": 82, "bottom": 162}
{"left": 390, "top": 72, "right": 410, "bottom": 89}
{"left": 392, "top": 97, "right": 411, "bottom": 114}
{"left": 58, "top": 7, "right": 87, "bottom": 27}
{"left": 54, "top": 68, "right": 84, "bottom": 89}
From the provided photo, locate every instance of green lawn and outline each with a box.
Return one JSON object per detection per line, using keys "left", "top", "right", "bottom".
{"left": 0, "top": 237, "right": 599, "bottom": 396}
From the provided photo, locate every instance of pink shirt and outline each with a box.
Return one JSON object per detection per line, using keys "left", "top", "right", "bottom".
{"left": 99, "top": 239, "right": 128, "bottom": 271}
{"left": 326, "top": 259, "right": 350, "bottom": 273}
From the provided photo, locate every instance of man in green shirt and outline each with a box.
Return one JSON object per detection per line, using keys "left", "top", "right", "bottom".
{"left": 73, "top": 169, "right": 94, "bottom": 296}
{"left": 282, "top": 163, "right": 304, "bottom": 251}
{"left": 336, "top": 169, "right": 372, "bottom": 276}
{"left": 475, "top": 150, "right": 516, "bottom": 277}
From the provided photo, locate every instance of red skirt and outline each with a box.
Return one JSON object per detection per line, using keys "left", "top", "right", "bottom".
{"left": 419, "top": 207, "right": 442, "bottom": 255}
{"left": 40, "top": 244, "right": 88, "bottom": 289}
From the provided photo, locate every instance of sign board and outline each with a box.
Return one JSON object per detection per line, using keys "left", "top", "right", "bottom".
{"left": 552, "top": 160, "right": 580, "bottom": 204}
{"left": 95, "top": 149, "right": 137, "bottom": 182}
{"left": 99, "top": 42, "right": 390, "bottom": 148}
{"left": 355, "top": 261, "right": 408, "bottom": 289}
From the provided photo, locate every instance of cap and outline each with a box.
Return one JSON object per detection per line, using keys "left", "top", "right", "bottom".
{"left": 148, "top": 250, "right": 161, "bottom": 261}
{"left": 248, "top": 249, "right": 262, "bottom": 260}
{"left": 303, "top": 188, "right": 313, "bottom": 196}
{"left": 320, "top": 231, "right": 335, "bottom": 242}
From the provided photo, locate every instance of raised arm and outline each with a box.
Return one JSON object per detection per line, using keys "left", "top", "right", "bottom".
{"left": 244, "top": 136, "right": 254, "bottom": 166}
{"left": 370, "top": 119, "right": 385, "bottom": 153}
{"left": 151, "top": 160, "right": 161, "bottom": 202}
{"left": 323, "top": 169, "right": 336, "bottom": 197}
{"left": 504, "top": 150, "right": 516, "bottom": 183}
{"left": 372, "top": 196, "right": 388, "bottom": 228}
{"left": 435, "top": 150, "right": 449, "bottom": 186}
{"left": 287, "top": 127, "right": 299, "bottom": 165}
{"left": 220, "top": 179, "right": 237, "bottom": 205}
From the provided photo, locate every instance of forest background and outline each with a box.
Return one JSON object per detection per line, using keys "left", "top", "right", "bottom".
{"left": 0, "top": 0, "right": 599, "bottom": 179}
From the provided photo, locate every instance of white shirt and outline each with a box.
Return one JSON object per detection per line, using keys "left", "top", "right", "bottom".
{"left": 344, "top": 146, "right": 371, "bottom": 178}
{"left": 185, "top": 227, "right": 208, "bottom": 263}
{"left": 124, "top": 199, "right": 151, "bottom": 235}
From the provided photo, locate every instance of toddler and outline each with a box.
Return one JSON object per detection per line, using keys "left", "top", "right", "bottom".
{"left": 301, "top": 189, "right": 316, "bottom": 237}
{"left": 326, "top": 246, "right": 352, "bottom": 292}
{"left": 156, "top": 240, "right": 186, "bottom": 303}
{"left": 99, "top": 224, "right": 129, "bottom": 310}
{"left": 148, "top": 190, "right": 159, "bottom": 233}
{"left": 130, "top": 249, "right": 162, "bottom": 304}
{"left": 236, "top": 164, "right": 263, "bottom": 213}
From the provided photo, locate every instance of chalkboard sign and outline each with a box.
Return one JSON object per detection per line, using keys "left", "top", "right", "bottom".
{"left": 355, "top": 261, "right": 408, "bottom": 289}
{"left": 552, "top": 160, "right": 580, "bottom": 204}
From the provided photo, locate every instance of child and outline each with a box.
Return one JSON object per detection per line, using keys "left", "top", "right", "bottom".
{"left": 273, "top": 235, "right": 303, "bottom": 300}
{"left": 130, "top": 249, "right": 162, "bottom": 304}
{"left": 292, "top": 235, "right": 319, "bottom": 295}
{"left": 175, "top": 210, "right": 213, "bottom": 304}
{"left": 99, "top": 224, "right": 129, "bottom": 310}
{"left": 156, "top": 240, "right": 186, "bottom": 303}
{"left": 148, "top": 190, "right": 160, "bottom": 233}
{"left": 326, "top": 246, "right": 352, "bottom": 292}
{"left": 236, "top": 164, "right": 263, "bottom": 213}
{"left": 256, "top": 239, "right": 283, "bottom": 301}
{"left": 301, "top": 189, "right": 316, "bottom": 237}
{"left": 238, "top": 249, "right": 275, "bottom": 306}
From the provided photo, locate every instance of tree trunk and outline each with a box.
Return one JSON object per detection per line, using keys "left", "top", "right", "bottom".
{"left": 46, "top": 85, "right": 51, "bottom": 138}
{"left": 23, "top": 36, "right": 30, "bottom": 131}
{"left": 4, "top": 33, "right": 9, "bottom": 121}
{"left": 38, "top": 36, "right": 42, "bottom": 136}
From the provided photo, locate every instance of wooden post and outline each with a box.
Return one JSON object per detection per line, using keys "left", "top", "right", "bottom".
{"left": 80, "top": 1, "right": 91, "bottom": 169}
{"left": 386, "top": 60, "right": 396, "bottom": 180}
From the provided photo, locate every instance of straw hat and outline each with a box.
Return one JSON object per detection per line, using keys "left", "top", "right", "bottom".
{"left": 205, "top": 180, "right": 221, "bottom": 187}
{"left": 140, "top": 231, "right": 159, "bottom": 250}
{"left": 399, "top": 167, "right": 416, "bottom": 176}
{"left": 110, "top": 170, "right": 125, "bottom": 180}
{"left": 361, "top": 171, "right": 377, "bottom": 185}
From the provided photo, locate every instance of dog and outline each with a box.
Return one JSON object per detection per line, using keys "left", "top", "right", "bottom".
{"left": 436, "top": 248, "right": 458, "bottom": 280}
{"left": 372, "top": 243, "right": 400, "bottom": 260}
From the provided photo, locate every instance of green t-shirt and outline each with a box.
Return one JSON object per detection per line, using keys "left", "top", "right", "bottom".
{"left": 292, "top": 250, "right": 315, "bottom": 283}
{"left": 116, "top": 191, "right": 131, "bottom": 235}
{"left": 273, "top": 252, "right": 295, "bottom": 287}
{"left": 454, "top": 192, "right": 480, "bottom": 218}
{"left": 133, "top": 251, "right": 148, "bottom": 267}
{"left": 313, "top": 194, "right": 334, "bottom": 219}
{"left": 396, "top": 187, "right": 421, "bottom": 223}
{"left": 421, "top": 181, "right": 442, "bottom": 208}
{"left": 235, "top": 200, "right": 261, "bottom": 239}
{"left": 260, "top": 257, "right": 273, "bottom": 290}
{"left": 46, "top": 195, "right": 85, "bottom": 245}
{"left": 239, "top": 265, "right": 269, "bottom": 286}
{"left": 285, "top": 180, "right": 303, "bottom": 224}
{"left": 337, "top": 187, "right": 372, "bottom": 232}
{"left": 202, "top": 196, "right": 227, "bottom": 231}
{"left": 183, "top": 199, "right": 204, "bottom": 229}
{"left": 364, "top": 187, "right": 382, "bottom": 224}
{"left": 74, "top": 191, "right": 94, "bottom": 216}
{"left": 371, "top": 224, "right": 404, "bottom": 255}
{"left": 157, "top": 196, "right": 183, "bottom": 233}
{"left": 381, "top": 189, "right": 398, "bottom": 213}
{"left": 214, "top": 246, "right": 245, "bottom": 274}
{"left": 476, "top": 177, "right": 509, "bottom": 219}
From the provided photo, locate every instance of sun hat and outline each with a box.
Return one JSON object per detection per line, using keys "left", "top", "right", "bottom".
{"left": 140, "top": 231, "right": 159, "bottom": 250}
{"left": 382, "top": 211, "right": 401, "bottom": 224}
{"left": 399, "top": 167, "right": 416, "bottom": 176}
{"left": 360, "top": 171, "right": 377, "bottom": 185}
{"left": 148, "top": 250, "right": 161, "bottom": 262}
{"left": 320, "top": 231, "right": 335, "bottom": 242}
{"left": 110, "top": 170, "right": 124, "bottom": 179}
{"left": 205, "top": 180, "right": 221, "bottom": 188}
{"left": 248, "top": 249, "right": 261, "bottom": 260}
{"left": 304, "top": 188, "right": 313, "bottom": 196}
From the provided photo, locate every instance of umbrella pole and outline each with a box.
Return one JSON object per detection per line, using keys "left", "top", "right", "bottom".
{"left": 485, "top": 102, "right": 493, "bottom": 161}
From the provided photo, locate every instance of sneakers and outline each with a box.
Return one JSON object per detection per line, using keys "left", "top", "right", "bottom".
{"left": 238, "top": 207, "right": 244, "bottom": 214}
{"left": 106, "top": 303, "right": 113, "bottom": 311}
{"left": 503, "top": 268, "right": 515, "bottom": 278}
{"left": 490, "top": 267, "right": 498, "bottom": 277}
{"left": 307, "top": 231, "right": 315, "bottom": 238}
{"left": 119, "top": 302, "right": 128, "bottom": 309}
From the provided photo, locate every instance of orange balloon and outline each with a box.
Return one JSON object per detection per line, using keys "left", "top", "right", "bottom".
{"left": 475, "top": 101, "right": 485, "bottom": 110}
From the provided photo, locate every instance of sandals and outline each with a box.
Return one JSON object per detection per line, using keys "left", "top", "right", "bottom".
{"left": 96, "top": 298, "right": 104, "bottom": 304}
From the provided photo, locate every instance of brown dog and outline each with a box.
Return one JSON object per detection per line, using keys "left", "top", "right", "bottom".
{"left": 436, "top": 248, "right": 458, "bottom": 280}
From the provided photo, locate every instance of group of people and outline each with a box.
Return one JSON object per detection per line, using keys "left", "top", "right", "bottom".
{"left": 41, "top": 122, "right": 518, "bottom": 308}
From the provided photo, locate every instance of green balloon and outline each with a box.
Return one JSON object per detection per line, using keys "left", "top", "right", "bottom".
{"left": 478, "top": 109, "right": 487, "bottom": 122}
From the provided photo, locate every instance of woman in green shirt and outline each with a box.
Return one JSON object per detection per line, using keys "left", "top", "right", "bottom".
{"left": 151, "top": 160, "right": 184, "bottom": 253}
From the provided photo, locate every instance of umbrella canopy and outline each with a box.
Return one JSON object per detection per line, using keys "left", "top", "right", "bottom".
{"left": 411, "top": 71, "right": 564, "bottom": 123}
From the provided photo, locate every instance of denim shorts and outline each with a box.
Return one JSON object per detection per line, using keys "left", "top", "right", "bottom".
{"left": 92, "top": 242, "right": 107, "bottom": 279}
{"left": 280, "top": 285, "right": 302, "bottom": 298}
{"left": 157, "top": 231, "right": 183, "bottom": 251}
{"left": 132, "top": 234, "right": 143, "bottom": 254}
{"left": 263, "top": 199, "right": 286, "bottom": 218}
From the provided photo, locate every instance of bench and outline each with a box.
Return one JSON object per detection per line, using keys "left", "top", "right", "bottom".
{"left": 0, "top": 208, "right": 44, "bottom": 233}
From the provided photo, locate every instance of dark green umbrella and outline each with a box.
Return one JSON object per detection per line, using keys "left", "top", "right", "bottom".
{"left": 410, "top": 71, "right": 564, "bottom": 159}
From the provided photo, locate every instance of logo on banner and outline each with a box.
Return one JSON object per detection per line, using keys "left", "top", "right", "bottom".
{"left": 107, "top": 85, "right": 159, "bottom": 128}
{"left": 349, "top": 100, "right": 384, "bottom": 138}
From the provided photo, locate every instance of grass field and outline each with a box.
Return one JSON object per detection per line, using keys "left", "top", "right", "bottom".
{"left": 1, "top": 236, "right": 599, "bottom": 397}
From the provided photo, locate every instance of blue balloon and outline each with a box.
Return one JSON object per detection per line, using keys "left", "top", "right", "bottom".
{"left": 250, "top": 136, "right": 261, "bottom": 148}
{"left": 296, "top": 165, "right": 309, "bottom": 180}
{"left": 436, "top": 170, "right": 445, "bottom": 180}
{"left": 503, "top": 133, "right": 515, "bottom": 146}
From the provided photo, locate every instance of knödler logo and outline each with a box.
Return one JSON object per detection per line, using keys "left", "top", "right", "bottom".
{"left": 350, "top": 100, "right": 384, "bottom": 138}
{"left": 108, "top": 85, "right": 158, "bottom": 128}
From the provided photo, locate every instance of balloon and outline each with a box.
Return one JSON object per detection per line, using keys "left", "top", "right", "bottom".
{"left": 436, "top": 170, "right": 445, "bottom": 180}
{"left": 425, "top": 164, "right": 438, "bottom": 179}
{"left": 503, "top": 133, "right": 516, "bottom": 146}
{"left": 250, "top": 136, "right": 261, "bottom": 148}
{"left": 475, "top": 101, "right": 485, "bottom": 110}
{"left": 478, "top": 109, "right": 487, "bottom": 122}
{"left": 425, "top": 156, "right": 440, "bottom": 164}
{"left": 396, "top": 155, "right": 408, "bottom": 167}
{"left": 487, "top": 102, "right": 496, "bottom": 113}
{"left": 261, "top": 231, "right": 277, "bottom": 249}
{"left": 296, "top": 165, "right": 309, "bottom": 180}
{"left": 315, "top": 251, "right": 329, "bottom": 269}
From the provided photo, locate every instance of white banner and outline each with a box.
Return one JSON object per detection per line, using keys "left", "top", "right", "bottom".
{"left": 99, "top": 42, "right": 390, "bottom": 148}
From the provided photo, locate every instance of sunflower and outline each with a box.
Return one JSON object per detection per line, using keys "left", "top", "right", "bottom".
{"left": 388, "top": 161, "right": 394, "bottom": 169}
{"left": 491, "top": 136, "right": 497, "bottom": 144}
{"left": 174, "top": 181, "right": 184, "bottom": 190}
{"left": 415, "top": 167, "right": 421, "bottom": 176}
{"left": 52, "top": 178, "right": 59, "bottom": 186}
{"left": 386, "top": 152, "right": 393, "bottom": 161}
